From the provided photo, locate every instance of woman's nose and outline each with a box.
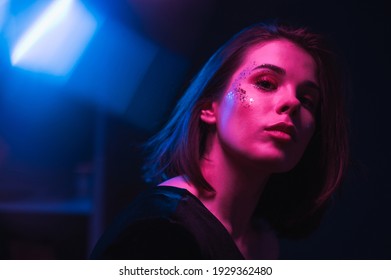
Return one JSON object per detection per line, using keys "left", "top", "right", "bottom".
{"left": 276, "top": 89, "right": 300, "bottom": 115}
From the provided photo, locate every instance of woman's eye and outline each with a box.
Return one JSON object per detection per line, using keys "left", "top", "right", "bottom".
{"left": 298, "top": 85, "right": 319, "bottom": 112}
{"left": 254, "top": 77, "right": 277, "bottom": 91}
{"left": 299, "top": 96, "right": 315, "bottom": 110}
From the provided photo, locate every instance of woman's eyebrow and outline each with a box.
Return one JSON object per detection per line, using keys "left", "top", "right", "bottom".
{"left": 300, "top": 80, "right": 321, "bottom": 96}
{"left": 252, "top": 64, "right": 286, "bottom": 75}
{"left": 302, "top": 80, "right": 320, "bottom": 90}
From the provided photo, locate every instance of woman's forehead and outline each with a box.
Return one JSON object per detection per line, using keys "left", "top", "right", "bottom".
{"left": 241, "top": 39, "right": 315, "bottom": 69}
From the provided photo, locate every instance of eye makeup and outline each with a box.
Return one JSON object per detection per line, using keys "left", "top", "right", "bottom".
{"left": 253, "top": 75, "right": 279, "bottom": 92}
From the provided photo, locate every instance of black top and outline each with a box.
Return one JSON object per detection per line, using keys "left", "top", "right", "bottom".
{"left": 90, "top": 186, "right": 244, "bottom": 259}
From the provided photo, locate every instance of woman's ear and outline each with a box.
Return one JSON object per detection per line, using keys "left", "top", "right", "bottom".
{"left": 200, "top": 101, "right": 218, "bottom": 124}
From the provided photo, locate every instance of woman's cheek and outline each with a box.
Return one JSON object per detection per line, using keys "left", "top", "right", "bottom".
{"left": 226, "top": 86, "right": 255, "bottom": 109}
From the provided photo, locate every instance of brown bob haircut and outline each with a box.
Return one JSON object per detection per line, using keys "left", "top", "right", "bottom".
{"left": 143, "top": 22, "right": 349, "bottom": 238}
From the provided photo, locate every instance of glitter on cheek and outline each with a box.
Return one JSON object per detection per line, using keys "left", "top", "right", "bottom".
{"left": 232, "top": 66, "right": 252, "bottom": 87}
{"left": 226, "top": 91, "right": 235, "bottom": 100}
{"left": 225, "top": 64, "right": 257, "bottom": 108}
{"left": 238, "top": 88, "right": 246, "bottom": 102}
{"left": 235, "top": 87, "right": 253, "bottom": 109}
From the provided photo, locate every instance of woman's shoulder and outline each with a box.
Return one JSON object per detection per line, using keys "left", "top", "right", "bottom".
{"left": 90, "top": 215, "right": 203, "bottom": 259}
{"left": 90, "top": 186, "right": 206, "bottom": 259}
{"left": 120, "top": 185, "right": 191, "bottom": 220}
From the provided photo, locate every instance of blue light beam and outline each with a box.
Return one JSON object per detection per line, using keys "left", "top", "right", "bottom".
{"left": 11, "top": 0, "right": 99, "bottom": 77}
{"left": 0, "top": 0, "right": 9, "bottom": 30}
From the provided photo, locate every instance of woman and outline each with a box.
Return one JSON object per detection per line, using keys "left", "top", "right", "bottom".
{"left": 91, "top": 22, "right": 349, "bottom": 260}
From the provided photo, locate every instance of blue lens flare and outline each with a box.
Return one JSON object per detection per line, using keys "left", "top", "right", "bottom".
{"left": 0, "top": 0, "right": 9, "bottom": 30}
{"left": 10, "top": 0, "right": 99, "bottom": 77}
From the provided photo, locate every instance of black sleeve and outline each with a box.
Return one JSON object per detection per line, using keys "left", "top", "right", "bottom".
{"left": 90, "top": 218, "right": 203, "bottom": 260}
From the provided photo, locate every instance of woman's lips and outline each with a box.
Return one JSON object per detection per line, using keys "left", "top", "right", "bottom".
{"left": 264, "top": 122, "right": 297, "bottom": 142}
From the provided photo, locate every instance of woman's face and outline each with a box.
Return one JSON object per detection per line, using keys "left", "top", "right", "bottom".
{"left": 205, "top": 39, "right": 320, "bottom": 172}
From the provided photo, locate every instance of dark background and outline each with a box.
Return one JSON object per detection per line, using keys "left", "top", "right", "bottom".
{"left": 0, "top": 0, "right": 389, "bottom": 259}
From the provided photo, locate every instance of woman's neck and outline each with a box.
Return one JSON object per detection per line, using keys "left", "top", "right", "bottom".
{"left": 158, "top": 133, "right": 271, "bottom": 245}
{"left": 197, "top": 143, "right": 270, "bottom": 239}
